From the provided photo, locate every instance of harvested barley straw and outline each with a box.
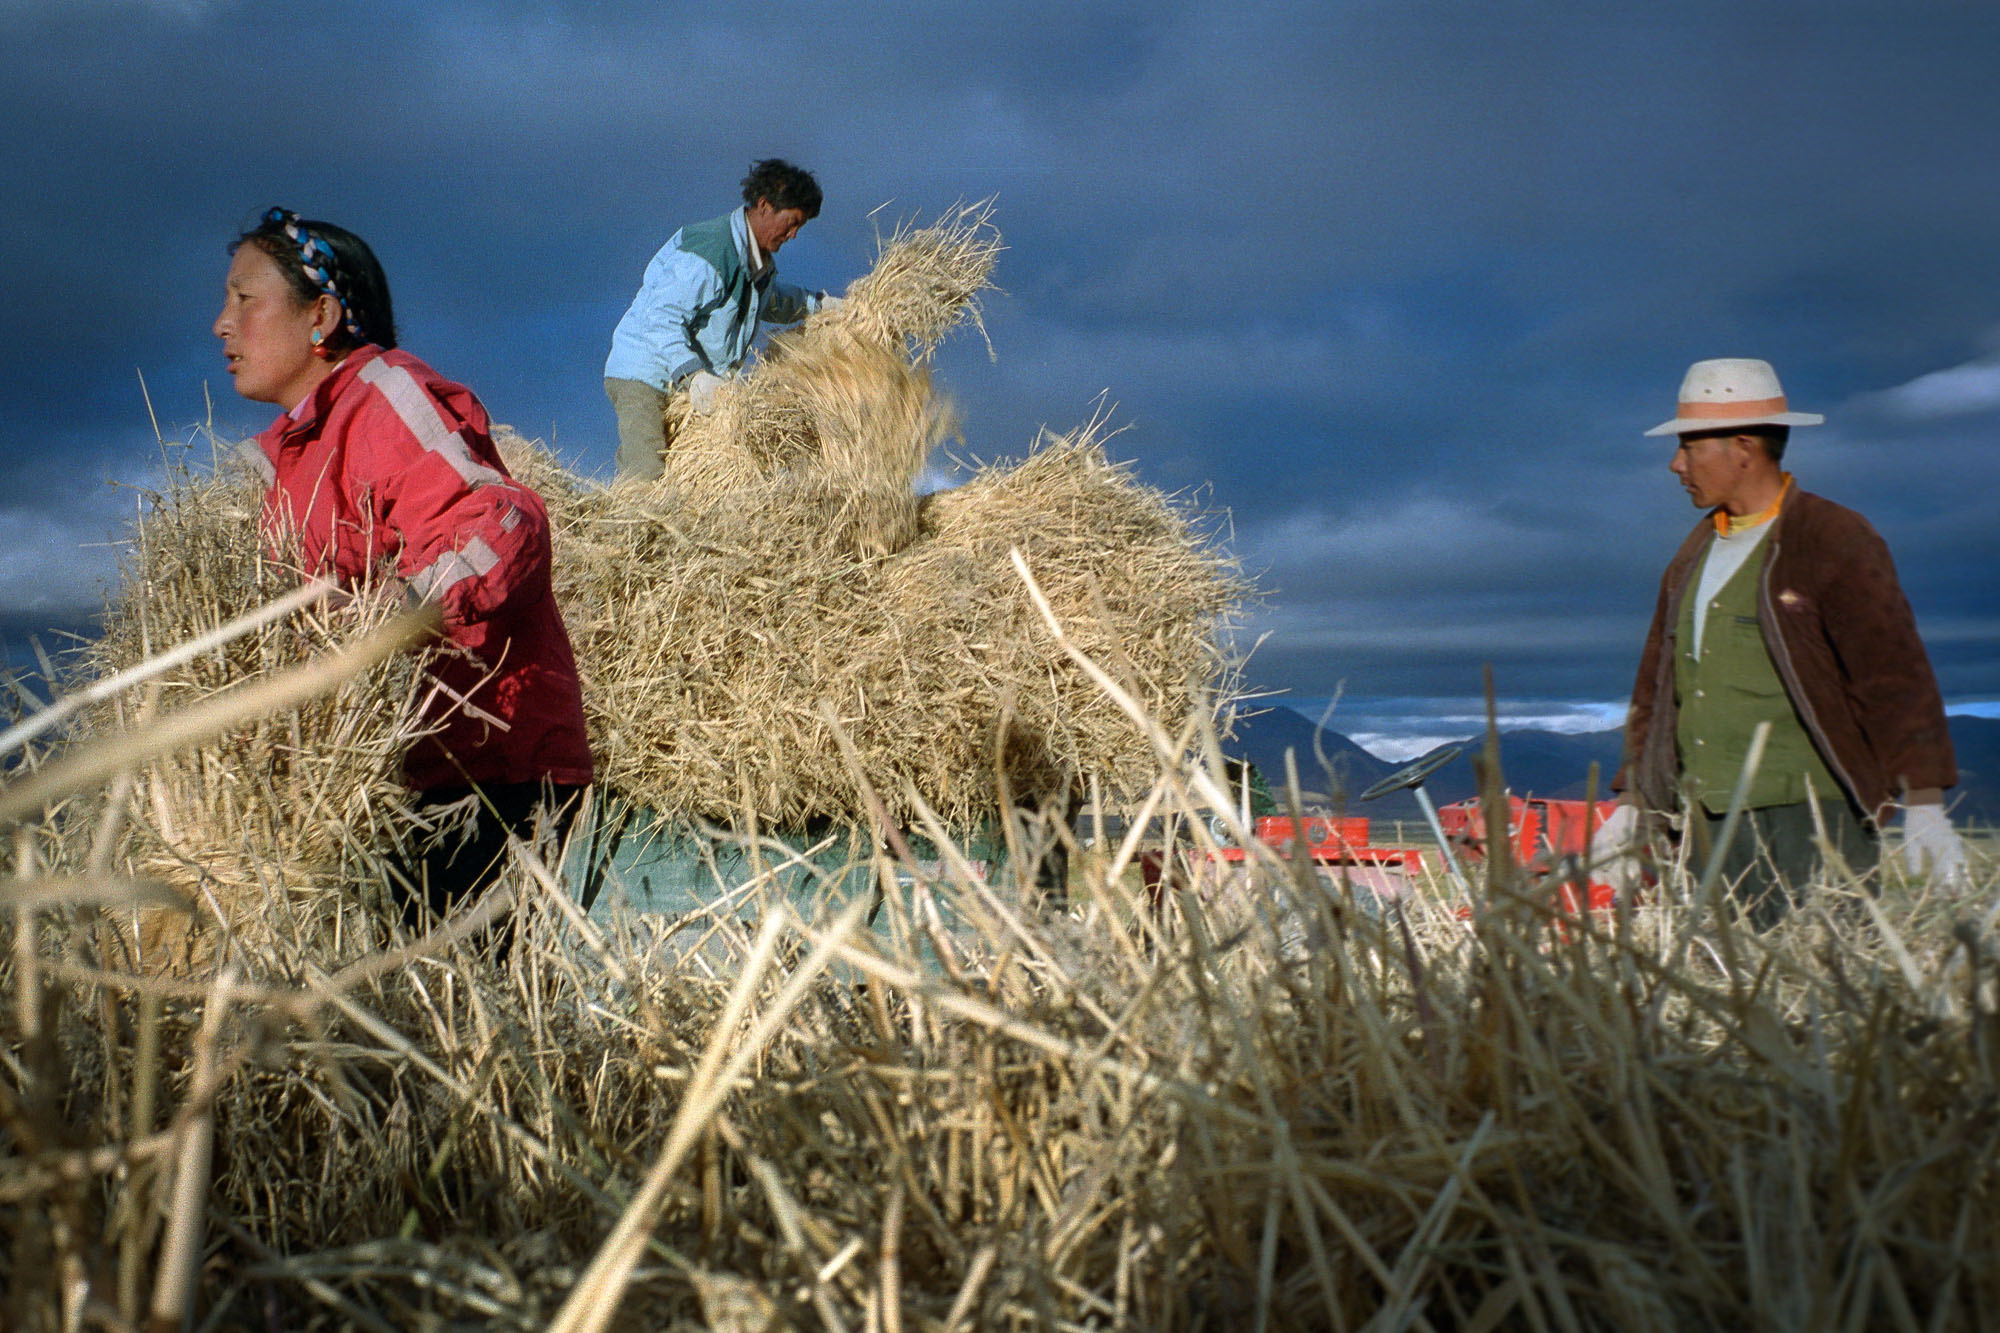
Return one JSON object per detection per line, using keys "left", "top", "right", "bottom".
{"left": 533, "top": 418, "right": 1247, "bottom": 829}
{"left": 649, "top": 202, "right": 998, "bottom": 545}
{"left": 528, "top": 201, "right": 1244, "bottom": 829}
{"left": 6, "top": 714, "right": 1995, "bottom": 1331}
{"left": 75, "top": 450, "right": 432, "bottom": 962}
{"left": 64, "top": 199, "right": 1240, "bottom": 927}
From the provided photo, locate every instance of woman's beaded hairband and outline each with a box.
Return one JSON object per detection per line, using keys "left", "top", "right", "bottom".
{"left": 263, "top": 207, "right": 364, "bottom": 342}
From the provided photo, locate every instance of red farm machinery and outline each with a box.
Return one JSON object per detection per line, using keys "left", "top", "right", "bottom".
{"left": 1435, "top": 792, "right": 1623, "bottom": 916}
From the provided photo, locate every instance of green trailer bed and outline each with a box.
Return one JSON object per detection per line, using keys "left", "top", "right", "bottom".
{"left": 560, "top": 794, "right": 1017, "bottom": 935}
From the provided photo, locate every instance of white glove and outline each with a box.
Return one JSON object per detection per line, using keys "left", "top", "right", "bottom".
{"left": 1902, "top": 803, "right": 1969, "bottom": 888}
{"left": 817, "top": 293, "right": 846, "bottom": 314}
{"left": 686, "top": 369, "right": 728, "bottom": 414}
{"left": 1588, "top": 803, "right": 1645, "bottom": 895}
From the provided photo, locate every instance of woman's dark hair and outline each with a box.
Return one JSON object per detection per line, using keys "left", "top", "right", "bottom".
{"left": 231, "top": 208, "right": 397, "bottom": 350}
{"left": 740, "top": 159, "right": 822, "bottom": 219}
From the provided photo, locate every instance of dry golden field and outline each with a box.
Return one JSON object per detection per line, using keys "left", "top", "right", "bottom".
{"left": 3, "top": 632, "right": 1996, "bottom": 1331}
{"left": 5, "top": 201, "right": 1993, "bottom": 1330}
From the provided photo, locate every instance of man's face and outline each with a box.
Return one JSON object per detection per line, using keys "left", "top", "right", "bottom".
{"left": 746, "top": 198, "right": 809, "bottom": 254}
{"left": 1668, "top": 431, "right": 1755, "bottom": 510}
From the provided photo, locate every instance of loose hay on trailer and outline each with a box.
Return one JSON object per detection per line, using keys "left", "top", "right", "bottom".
{"left": 66, "top": 201, "right": 1246, "bottom": 934}
{"left": 646, "top": 201, "right": 1000, "bottom": 537}
{"left": 531, "top": 419, "right": 1247, "bottom": 831}
{"left": 520, "top": 200, "right": 1247, "bottom": 831}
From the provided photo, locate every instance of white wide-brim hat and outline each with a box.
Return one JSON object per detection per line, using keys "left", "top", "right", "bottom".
{"left": 1643, "top": 357, "right": 1826, "bottom": 437}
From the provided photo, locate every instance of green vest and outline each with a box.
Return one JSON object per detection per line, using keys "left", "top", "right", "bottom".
{"left": 1674, "top": 541, "right": 1842, "bottom": 815}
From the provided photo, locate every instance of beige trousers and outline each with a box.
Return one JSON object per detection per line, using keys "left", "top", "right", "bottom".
{"left": 605, "top": 377, "right": 684, "bottom": 481}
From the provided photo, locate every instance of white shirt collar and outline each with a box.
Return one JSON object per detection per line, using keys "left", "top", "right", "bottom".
{"left": 741, "top": 207, "right": 771, "bottom": 278}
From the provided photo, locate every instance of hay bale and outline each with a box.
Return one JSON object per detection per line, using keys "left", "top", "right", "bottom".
{"left": 76, "top": 452, "right": 428, "bottom": 958}
{"left": 68, "top": 197, "right": 1233, "bottom": 908}
{"left": 536, "top": 421, "right": 1246, "bottom": 829}
{"left": 662, "top": 328, "right": 954, "bottom": 557}
{"left": 518, "top": 202, "right": 1243, "bottom": 828}
{"left": 648, "top": 203, "right": 998, "bottom": 552}
{"left": 825, "top": 199, "right": 1002, "bottom": 358}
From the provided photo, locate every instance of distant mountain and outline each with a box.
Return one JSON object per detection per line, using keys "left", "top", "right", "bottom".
{"left": 1223, "top": 707, "right": 2000, "bottom": 829}
{"left": 1220, "top": 706, "right": 1396, "bottom": 807}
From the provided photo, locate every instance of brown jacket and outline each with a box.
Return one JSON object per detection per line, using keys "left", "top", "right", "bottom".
{"left": 1614, "top": 489, "right": 1955, "bottom": 825}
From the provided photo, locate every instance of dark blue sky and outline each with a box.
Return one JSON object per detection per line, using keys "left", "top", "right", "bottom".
{"left": 6, "top": 1, "right": 1998, "bottom": 747}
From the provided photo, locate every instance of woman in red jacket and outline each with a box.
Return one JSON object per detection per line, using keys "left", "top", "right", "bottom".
{"left": 215, "top": 207, "right": 594, "bottom": 937}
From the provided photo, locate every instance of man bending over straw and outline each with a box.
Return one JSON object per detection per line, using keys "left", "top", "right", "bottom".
{"left": 604, "top": 158, "right": 841, "bottom": 480}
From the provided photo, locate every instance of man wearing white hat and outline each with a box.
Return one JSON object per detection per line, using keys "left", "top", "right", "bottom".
{"left": 1594, "top": 358, "right": 1967, "bottom": 925}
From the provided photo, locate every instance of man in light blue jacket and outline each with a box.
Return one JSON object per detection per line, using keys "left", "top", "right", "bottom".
{"left": 605, "top": 159, "right": 835, "bottom": 480}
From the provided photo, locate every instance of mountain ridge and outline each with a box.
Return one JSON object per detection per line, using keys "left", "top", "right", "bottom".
{"left": 1222, "top": 706, "right": 2000, "bottom": 827}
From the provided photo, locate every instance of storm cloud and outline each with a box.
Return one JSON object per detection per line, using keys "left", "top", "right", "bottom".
{"left": 5, "top": 1, "right": 1997, "bottom": 734}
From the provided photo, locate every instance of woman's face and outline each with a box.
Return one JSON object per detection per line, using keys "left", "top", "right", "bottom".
{"left": 213, "top": 244, "right": 334, "bottom": 407}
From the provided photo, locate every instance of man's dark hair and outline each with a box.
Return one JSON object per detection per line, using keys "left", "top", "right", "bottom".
{"left": 741, "top": 159, "right": 822, "bottom": 218}
{"left": 1744, "top": 425, "right": 1790, "bottom": 463}
{"left": 233, "top": 209, "right": 397, "bottom": 351}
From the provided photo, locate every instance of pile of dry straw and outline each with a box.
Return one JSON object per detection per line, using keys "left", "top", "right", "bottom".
{"left": 69, "top": 203, "right": 1241, "bottom": 933}
{"left": 64, "top": 461, "right": 431, "bottom": 959}
{"left": 12, "top": 201, "right": 1995, "bottom": 1333}
{"left": 520, "top": 201, "right": 1244, "bottom": 828}
{"left": 5, "top": 718, "right": 1995, "bottom": 1330}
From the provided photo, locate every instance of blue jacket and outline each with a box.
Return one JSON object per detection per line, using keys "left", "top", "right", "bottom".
{"left": 604, "top": 207, "right": 822, "bottom": 390}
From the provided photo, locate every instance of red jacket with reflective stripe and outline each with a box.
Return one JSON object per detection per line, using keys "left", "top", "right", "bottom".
{"left": 255, "top": 346, "right": 594, "bottom": 792}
